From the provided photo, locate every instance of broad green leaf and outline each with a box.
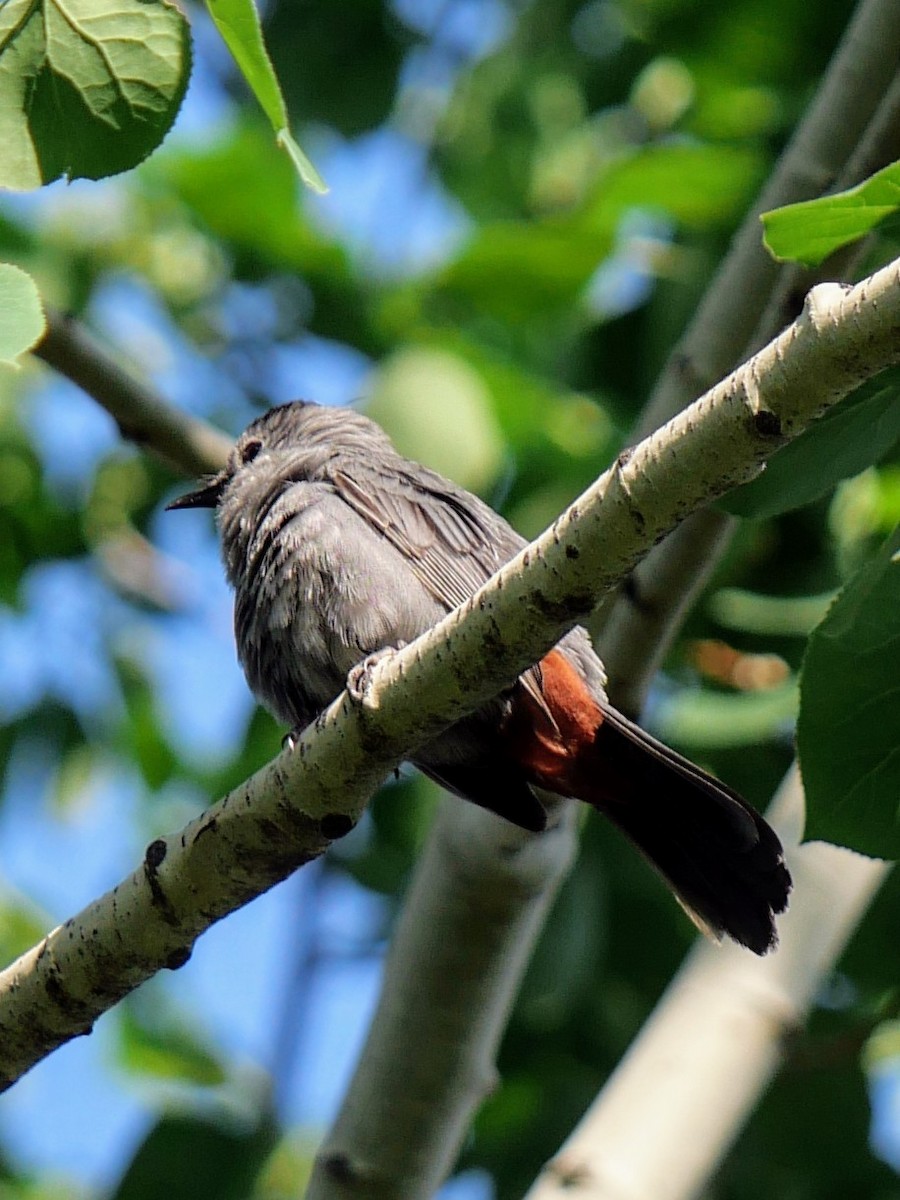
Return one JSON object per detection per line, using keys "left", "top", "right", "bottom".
{"left": 111, "top": 1110, "right": 279, "bottom": 1200}
{"left": 0, "top": 263, "right": 44, "bottom": 365}
{"left": 0, "top": 0, "right": 190, "bottom": 189}
{"left": 799, "top": 527, "right": 900, "bottom": 856}
{"left": 762, "top": 160, "right": 900, "bottom": 265}
{"left": 720, "top": 370, "right": 900, "bottom": 519}
{"left": 204, "top": 0, "right": 327, "bottom": 193}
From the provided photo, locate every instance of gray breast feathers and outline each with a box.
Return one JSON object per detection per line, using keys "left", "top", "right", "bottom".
{"left": 230, "top": 482, "right": 447, "bottom": 727}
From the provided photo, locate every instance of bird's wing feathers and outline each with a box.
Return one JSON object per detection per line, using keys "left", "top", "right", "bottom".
{"left": 329, "top": 462, "right": 522, "bottom": 611}
{"left": 328, "top": 459, "right": 560, "bottom": 729}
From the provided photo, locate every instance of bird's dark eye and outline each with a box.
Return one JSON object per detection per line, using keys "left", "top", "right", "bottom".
{"left": 241, "top": 438, "right": 263, "bottom": 465}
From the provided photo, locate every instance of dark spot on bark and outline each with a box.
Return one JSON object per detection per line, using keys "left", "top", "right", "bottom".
{"left": 673, "top": 350, "right": 693, "bottom": 380}
{"left": 565, "top": 544, "right": 580, "bottom": 559}
{"left": 532, "top": 591, "right": 594, "bottom": 623}
{"left": 553, "top": 1160, "right": 593, "bottom": 1188}
{"left": 623, "top": 572, "right": 655, "bottom": 615}
{"left": 616, "top": 447, "right": 633, "bottom": 468}
{"left": 144, "top": 840, "right": 178, "bottom": 925}
{"left": 321, "top": 1152, "right": 355, "bottom": 1183}
{"left": 754, "top": 409, "right": 782, "bottom": 438}
{"left": 193, "top": 816, "right": 218, "bottom": 842}
{"left": 321, "top": 813, "right": 355, "bottom": 840}
{"left": 165, "top": 947, "right": 192, "bottom": 970}
{"left": 45, "top": 972, "right": 65, "bottom": 1004}
{"left": 145, "top": 839, "right": 167, "bottom": 870}
{"left": 258, "top": 817, "right": 283, "bottom": 844}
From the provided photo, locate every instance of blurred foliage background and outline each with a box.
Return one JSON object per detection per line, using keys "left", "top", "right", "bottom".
{"left": 1, "top": 0, "right": 899, "bottom": 1197}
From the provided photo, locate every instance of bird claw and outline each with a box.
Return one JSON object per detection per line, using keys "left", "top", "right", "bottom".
{"left": 347, "top": 643, "right": 407, "bottom": 706}
{"left": 282, "top": 725, "right": 306, "bottom": 751}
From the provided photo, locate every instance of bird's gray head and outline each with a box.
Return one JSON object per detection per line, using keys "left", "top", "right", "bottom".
{"left": 167, "top": 401, "right": 397, "bottom": 586}
{"left": 166, "top": 401, "right": 393, "bottom": 513}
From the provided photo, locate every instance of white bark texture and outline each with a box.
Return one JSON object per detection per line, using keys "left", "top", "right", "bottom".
{"left": 307, "top": 799, "right": 579, "bottom": 1200}
{"left": 2, "top": 260, "right": 898, "bottom": 1094}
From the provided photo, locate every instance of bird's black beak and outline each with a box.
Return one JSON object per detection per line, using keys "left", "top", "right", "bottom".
{"left": 166, "top": 472, "right": 228, "bottom": 511}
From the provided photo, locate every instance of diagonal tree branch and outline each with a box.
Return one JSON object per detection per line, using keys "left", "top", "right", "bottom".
{"left": 311, "top": 800, "right": 580, "bottom": 1198}
{"left": 34, "top": 308, "right": 232, "bottom": 476}
{"left": 2, "top": 262, "right": 898, "bottom": 1096}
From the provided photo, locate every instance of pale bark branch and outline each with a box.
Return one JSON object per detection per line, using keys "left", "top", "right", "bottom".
{"left": 309, "top": 801, "right": 579, "bottom": 1200}
{"left": 525, "top": 769, "right": 890, "bottom": 1200}
{"left": 2, "top": 260, "right": 898, "bottom": 1093}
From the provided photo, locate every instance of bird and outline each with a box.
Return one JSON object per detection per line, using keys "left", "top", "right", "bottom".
{"left": 169, "top": 400, "right": 791, "bottom": 953}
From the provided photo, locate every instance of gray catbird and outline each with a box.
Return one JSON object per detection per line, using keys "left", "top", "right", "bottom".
{"left": 169, "top": 400, "right": 791, "bottom": 953}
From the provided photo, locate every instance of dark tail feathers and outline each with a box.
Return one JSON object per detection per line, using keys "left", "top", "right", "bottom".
{"left": 580, "top": 705, "right": 791, "bottom": 955}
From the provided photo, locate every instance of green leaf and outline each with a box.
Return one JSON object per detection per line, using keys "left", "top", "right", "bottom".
{"left": 276, "top": 127, "right": 328, "bottom": 195}
{"left": 439, "top": 144, "right": 762, "bottom": 322}
{"left": 655, "top": 683, "right": 799, "bottom": 750}
{"left": 799, "top": 527, "right": 900, "bottom": 857}
{"left": 365, "top": 346, "right": 506, "bottom": 493}
{"left": 708, "top": 588, "right": 835, "bottom": 637}
{"left": 0, "top": 263, "right": 44, "bottom": 365}
{"left": 111, "top": 1110, "right": 279, "bottom": 1200}
{"left": 118, "top": 1008, "right": 227, "bottom": 1087}
{"left": 761, "top": 159, "right": 900, "bottom": 266}
{"left": 720, "top": 370, "right": 900, "bottom": 519}
{"left": 204, "top": 0, "right": 327, "bottom": 193}
{"left": 0, "top": 0, "right": 191, "bottom": 189}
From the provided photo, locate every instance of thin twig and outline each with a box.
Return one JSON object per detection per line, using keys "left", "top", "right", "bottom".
{"left": 34, "top": 308, "right": 231, "bottom": 477}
